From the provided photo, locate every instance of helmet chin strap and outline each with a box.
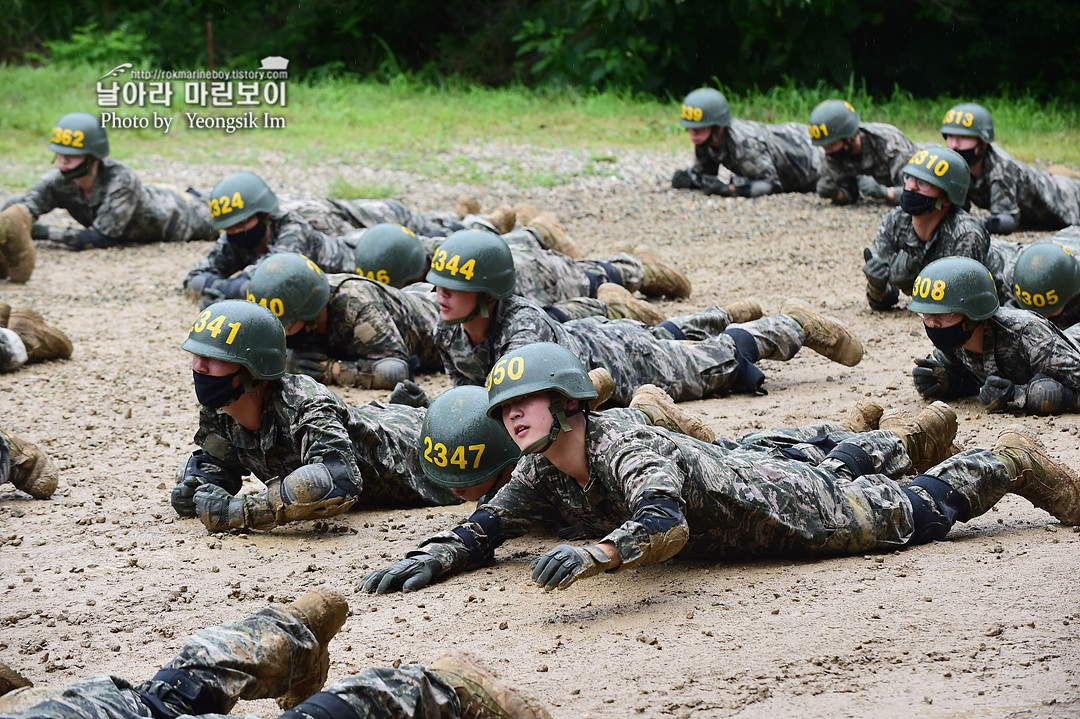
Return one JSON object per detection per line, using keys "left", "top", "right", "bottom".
{"left": 521, "top": 395, "right": 581, "bottom": 455}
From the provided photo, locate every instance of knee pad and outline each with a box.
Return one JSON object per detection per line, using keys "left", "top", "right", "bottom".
{"left": 824, "top": 441, "right": 875, "bottom": 478}
{"left": 1026, "top": 375, "right": 1076, "bottom": 415}
{"left": 142, "top": 668, "right": 221, "bottom": 719}
{"left": 596, "top": 261, "right": 623, "bottom": 288}
{"left": 544, "top": 305, "right": 572, "bottom": 323}
{"left": 657, "top": 321, "right": 686, "bottom": 340}
{"left": 902, "top": 474, "right": 967, "bottom": 545}
{"left": 279, "top": 691, "right": 361, "bottom": 719}
{"left": 722, "top": 327, "right": 765, "bottom": 394}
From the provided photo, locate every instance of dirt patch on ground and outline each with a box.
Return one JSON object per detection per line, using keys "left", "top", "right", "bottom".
{"left": 2, "top": 147, "right": 1078, "bottom": 719}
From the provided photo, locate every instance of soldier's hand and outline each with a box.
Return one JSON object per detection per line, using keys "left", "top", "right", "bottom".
{"left": 699, "top": 174, "right": 733, "bottom": 197}
{"left": 30, "top": 222, "right": 50, "bottom": 240}
{"left": 198, "top": 287, "right": 226, "bottom": 311}
{"left": 979, "top": 375, "right": 1015, "bottom": 412}
{"left": 912, "top": 357, "right": 950, "bottom": 398}
{"left": 285, "top": 349, "right": 331, "bottom": 380}
{"left": 359, "top": 554, "right": 441, "bottom": 594}
{"left": 862, "top": 247, "right": 889, "bottom": 283}
{"left": 389, "top": 380, "right": 430, "bottom": 408}
{"left": 217, "top": 273, "right": 251, "bottom": 299}
{"left": 171, "top": 476, "right": 205, "bottom": 518}
{"left": 888, "top": 249, "right": 917, "bottom": 290}
{"left": 531, "top": 544, "right": 612, "bottom": 591}
{"left": 857, "top": 175, "right": 889, "bottom": 199}
{"left": 671, "top": 169, "right": 695, "bottom": 189}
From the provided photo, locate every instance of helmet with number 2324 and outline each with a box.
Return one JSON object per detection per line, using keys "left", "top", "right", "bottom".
{"left": 207, "top": 171, "right": 280, "bottom": 232}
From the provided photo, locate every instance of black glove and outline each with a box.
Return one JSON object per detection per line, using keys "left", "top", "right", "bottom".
{"left": 389, "top": 380, "right": 430, "bottom": 408}
{"left": 700, "top": 174, "right": 733, "bottom": 197}
{"left": 285, "top": 349, "right": 331, "bottom": 380}
{"left": 531, "top": 544, "right": 612, "bottom": 591}
{"left": 170, "top": 476, "right": 205, "bottom": 518}
{"left": 198, "top": 287, "right": 226, "bottom": 311}
{"left": 30, "top": 222, "right": 50, "bottom": 240}
{"left": 912, "top": 357, "right": 951, "bottom": 398}
{"left": 984, "top": 214, "right": 1018, "bottom": 235}
{"left": 857, "top": 175, "right": 889, "bottom": 200}
{"left": 671, "top": 169, "right": 695, "bottom": 189}
{"left": 888, "top": 249, "right": 918, "bottom": 293}
{"left": 862, "top": 248, "right": 889, "bottom": 284}
{"left": 217, "top": 273, "right": 251, "bottom": 299}
{"left": 359, "top": 554, "right": 441, "bottom": 594}
{"left": 979, "top": 375, "right": 1015, "bottom": 412}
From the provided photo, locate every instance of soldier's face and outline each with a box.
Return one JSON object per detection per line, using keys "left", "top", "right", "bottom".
{"left": 919, "top": 312, "right": 964, "bottom": 328}
{"left": 452, "top": 475, "right": 499, "bottom": 502}
{"left": 192, "top": 354, "right": 242, "bottom": 377}
{"left": 903, "top": 175, "right": 944, "bottom": 199}
{"left": 55, "top": 153, "right": 87, "bottom": 171}
{"left": 225, "top": 215, "right": 260, "bottom": 234}
{"left": 687, "top": 127, "right": 713, "bottom": 145}
{"left": 500, "top": 392, "right": 554, "bottom": 451}
{"left": 944, "top": 135, "right": 980, "bottom": 152}
{"left": 436, "top": 287, "right": 478, "bottom": 322}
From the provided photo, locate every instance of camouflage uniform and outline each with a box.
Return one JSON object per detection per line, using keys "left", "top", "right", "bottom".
{"left": 436, "top": 294, "right": 803, "bottom": 405}
{"left": 990, "top": 231, "right": 1080, "bottom": 328}
{"left": 0, "top": 604, "right": 462, "bottom": 719}
{"left": 183, "top": 211, "right": 356, "bottom": 298}
{"left": 968, "top": 146, "right": 1080, "bottom": 229}
{"left": 817, "top": 123, "right": 920, "bottom": 205}
{"left": 409, "top": 414, "right": 1008, "bottom": 574}
{"left": 3, "top": 159, "right": 216, "bottom": 245}
{"left": 686, "top": 119, "right": 825, "bottom": 192}
{"left": 188, "top": 373, "right": 460, "bottom": 507}
{"left": 865, "top": 205, "right": 992, "bottom": 309}
{"left": 279, "top": 195, "right": 462, "bottom": 238}
{"left": 924, "top": 306, "right": 1080, "bottom": 412}
{"left": 424, "top": 228, "right": 646, "bottom": 306}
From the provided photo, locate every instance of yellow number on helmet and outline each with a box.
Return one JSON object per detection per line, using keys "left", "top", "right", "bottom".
{"left": 931, "top": 280, "right": 946, "bottom": 300}
{"left": 469, "top": 443, "right": 486, "bottom": 468}
{"left": 231, "top": 192, "right": 244, "bottom": 210}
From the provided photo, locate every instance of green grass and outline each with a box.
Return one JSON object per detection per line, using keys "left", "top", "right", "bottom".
{"left": 2, "top": 64, "right": 1079, "bottom": 191}
{"left": 327, "top": 177, "right": 400, "bottom": 200}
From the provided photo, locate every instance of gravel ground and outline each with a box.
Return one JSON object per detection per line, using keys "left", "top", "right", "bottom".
{"left": 1, "top": 143, "right": 1079, "bottom": 719}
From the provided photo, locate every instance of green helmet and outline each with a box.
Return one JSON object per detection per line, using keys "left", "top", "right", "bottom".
{"left": 208, "top": 172, "right": 280, "bottom": 232}
{"left": 425, "top": 230, "right": 515, "bottom": 298}
{"left": 181, "top": 299, "right": 287, "bottom": 379}
{"left": 807, "top": 99, "right": 860, "bottom": 146}
{"left": 940, "top": 102, "right": 994, "bottom": 144}
{"left": 485, "top": 343, "right": 597, "bottom": 453}
{"left": 49, "top": 112, "right": 109, "bottom": 158}
{"left": 907, "top": 257, "right": 999, "bottom": 321}
{"left": 420, "top": 385, "right": 521, "bottom": 488}
{"left": 1011, "top": 241, "right": 1080, "bottom": 316}
{"left": 353, "top": 223, "right": 427, "bottom": 288}
{"left": 247, "top": 252, "right": 330, "bottom": 326}
{"left": 902, "top": 145, "right": 970, "bottom": 206}
{"left": 679, "top": 88, "right": 731, "bottom": 129}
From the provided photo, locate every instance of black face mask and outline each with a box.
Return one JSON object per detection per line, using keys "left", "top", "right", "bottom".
{"left": 900, "top": 190, "right": 941, "bottom": 216}
{"left": 226, "top": 221, "right": 266, "bottom": 250}
{"left": 60, "top": 156, "right": 94, "bottom": 179}
{"left": 924, "top": 322, "right": 975, "bottom": 351}
{"left": 955, "top": 146, "right": 980, "bottom": 166}
{"left": 193, "top": 369, "right": 244, "bottom": 408}
{"left": 285, "top": 326, "right": 310, "bottom": 348}
{"left": 828, "top": 145, "right": 851, "bottom": 162}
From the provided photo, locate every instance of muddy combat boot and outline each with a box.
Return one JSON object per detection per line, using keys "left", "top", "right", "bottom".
{"left": 838, "top": 398, "right": 884, "bottom": 434}
{"left": 7, "top": 309, "right": 72, "bottom": 362}
{"left": 429, "top": 651, "right": 552, "bottom": 719}
{"left": 527, "top": 214, "right": 581, "bottom": 258}
{"left": 277, "top": 588, "right": 350, "bottom": 710}
{"left": 596, "top": 282, "right": 666, "bottom": 326}
{"left": 779, "top": 299, "right": 864, "bottom": 367}
{"left": 0, "top": 205, "right": 35, "bottom": 283}
{"left": 994, "top": 424, "right": 1080, "bottom": 525}
{"left": 879, "top": 401, "right": 958, "bottom": 473}
{"left": 0, "top": 662, "right": 32, "bottom": 697}
{"left": 630, "top": 384, "right": 716, "bottom": 442}
{"left": 1048, "top": 164, "right": 1080, "bottom": 180}
{"left": 489, "top": 205, "right": 516, "bottom": 235}
{"left": 632, "top": 244, "right": 691, "bottom": 299}
{"left": 0, "top": 426, "right": 58, "bottom": 499}
{"left": 588, "top": 367, "right": 615, "bottom": 407}
{"left": 512, "top": 203, "right": 540, "bottom": 227}
{"left": 456, "top": 195, "right": 481, "bottom": 219}
{"left": 722, "top": 297, "right": 763, "bottom": 324}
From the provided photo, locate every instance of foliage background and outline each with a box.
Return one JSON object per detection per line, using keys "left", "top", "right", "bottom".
{"left": 4, "top": 0, "right": 1080, "bottom": 101}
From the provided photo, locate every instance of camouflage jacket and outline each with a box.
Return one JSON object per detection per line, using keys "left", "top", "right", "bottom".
{"left": 867, "top": 205, "right": 992, "bottom": 302}
{"left": 410, "top": 414, "right": 913, "bottom": 576}
{"left": 692, "top": 118, "right": 825, "bottom": 192}
{"left": 822, "top": 123, "right": 919, "bottom": 202}
{"left": 304, "top": 274, "right": 442, "bottom": 373}
{"left": 279, "top": 194, "right": 461, "bottom": 237}
{"left": 190, "top": 373, "right": 460, "bottom": 507}
{"left": 183, "top": 210, "right": 354, "bottom": 289}
{"left": 4, "top": 158, "right": 215, "bottom": 244}
{"left": 931, "top": 306, "right": 1080, "bottom": 409}
{"left": 967, "top": 145, "right": 1080, "bottom": 229}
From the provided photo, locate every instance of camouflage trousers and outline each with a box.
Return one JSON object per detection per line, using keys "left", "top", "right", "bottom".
{"left": 1066, "top": 324, "right": 1080, "bottom": 344}
{"left": 280, "top": 197, "right": 462, "bottom": 238}
{"left": 0, "top": 605, "right": 461, "bottom": 719}
{"left": 502, "top": 228, "right": 646, "bottom": 305}
{"left": 683, "top": 427, "right": 1010, "bottom": 559}
{"left": 570, "top": 312, "right": 803, "bottom": 404}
